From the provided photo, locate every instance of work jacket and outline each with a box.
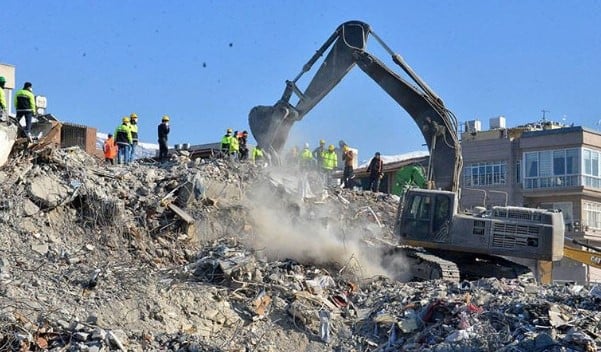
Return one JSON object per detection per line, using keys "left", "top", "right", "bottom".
{"left": 221, "top": 134, "right": 232, "bottom": 152}
{"left": 14, "top": 88, "right": 36, "bottom": 112}
{"left": 252, "top": 147, "right": 264, "bottom": 161}
{"left": 130, "top": 121, "right": 139, "bottom": 142}
{"left": 114, "top": 123, "right": 132, "bottom": 145}
{"left": 367, "top": 157, "right": 384, "bottom": 177}
{"left": 103, "top": 138, "right": 118, "bottom": 159}
{"left": 158, "top": 123, "right": 169, "bottom": 141}
{"left": 322, "top": 151, "right": 337, "bottom": 170}
{"left": 0, "top": 88, "right": 6, "bottom": 111}
{"left": 230, "top": 135, "right": 239, "bottom": 152}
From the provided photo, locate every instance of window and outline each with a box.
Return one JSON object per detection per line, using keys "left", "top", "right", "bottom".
{"left": 584, "top": 202, "right": 601, "bottom": 229}
{"left": 583, "top": 148, "right": 601, "bottom": 188}
{"left": 523, "top": 149, "right": 580, "bottom": 189}
{"left": 463, "top": 161, "right": 507, "bottom": 187}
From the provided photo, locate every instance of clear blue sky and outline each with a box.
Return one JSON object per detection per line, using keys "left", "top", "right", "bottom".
{"left": 3, "top": 1, "right": 600, "bottom": 162}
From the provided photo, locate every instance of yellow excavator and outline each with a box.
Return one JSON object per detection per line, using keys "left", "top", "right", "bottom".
{"left": 248, "top": 20, "right": 598, "bottom": 284}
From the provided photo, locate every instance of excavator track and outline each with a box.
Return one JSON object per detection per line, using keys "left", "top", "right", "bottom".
{"left": 377, "top": 241, "right": 460, "bottom": 282}
{"left": 411, "top": 251, "right": 461, "bottom": 282}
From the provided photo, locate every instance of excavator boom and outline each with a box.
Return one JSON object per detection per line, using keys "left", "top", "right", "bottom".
{"left": 249, "top": 20, "right": 462, "bottom": 192}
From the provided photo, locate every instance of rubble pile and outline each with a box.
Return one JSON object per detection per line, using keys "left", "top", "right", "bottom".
{"left": 0, "top": 146, "right": 599, "bottom": 351}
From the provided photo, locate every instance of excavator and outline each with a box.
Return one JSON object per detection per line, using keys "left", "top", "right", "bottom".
{"left": 248, "top": 20, "right": 570, "bottom": 283}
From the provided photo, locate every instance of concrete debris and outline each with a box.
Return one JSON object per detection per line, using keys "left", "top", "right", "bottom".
{"left": 0, "top": 146, "right": 600, "bottom": 351}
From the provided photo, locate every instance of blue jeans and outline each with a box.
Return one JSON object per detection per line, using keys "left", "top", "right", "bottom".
{"left": 130, "top": 142, "right": 137, "bottom": 163}
{"left": 118, "top": 144, "right": 131, "bottom": 164}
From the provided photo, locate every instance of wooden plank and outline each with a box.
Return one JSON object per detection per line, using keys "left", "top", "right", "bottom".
{"left": 167, "top": 203, "right": 195, "bottom": 224}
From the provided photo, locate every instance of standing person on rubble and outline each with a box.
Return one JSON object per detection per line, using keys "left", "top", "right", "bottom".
{"left": 367, "top": 152, "right": 384, "bottom": 192}
{"left": 221, "top": 128, "right": 233, "bottom": 157}
{"left": 129, "top": 113, "right": 139, "bottom": 162}
{"left": 322, "top": 144, "right": 338, "bottom": 185}
{"left": 230, "top": 130, "right": 240, "bottom": 160}
{"left": 299, "top": 143, "right": 314, "bottom": 169}
{"left": 251, "top": 145, "right": 265, "bottom": 166}
{"left": 158, "top": 115, "right": 170, "bottom": 162}
{"left": 14, "top": 82, "right": 36, "bottom": 139}
{"left": 115, "top": 117, "right": 133, "bottom": 165}
{"left": 238, "top": 131, "right": 249, "bottom": 160}
{"left": 342, "top": 144, "right": 355, "bottom": 189}
{"left": 313, "top": 139, "right": 326, "bottom": 168}
{"left": 0, "top": 77, "right": 7, "bottom": 119}
{"left": 103, "top": 133, "right": 118, "bottom": 165}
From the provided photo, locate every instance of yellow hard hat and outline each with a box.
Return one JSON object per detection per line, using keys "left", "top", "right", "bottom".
{"left": 320, "top": 139, "right": 325, "bottom": 145}
{"left": 122, "top": 116, "right": 130, "bottom": 123}
{"left": 328, "top": 144, "right": 335, "bottom": 151}
{"left": 130, "top": 113, "right": 138, "bottom": 119}
{"left": 162, "top": 115, "right": 170, "bottom": 122}
{"left": 343, "top": 145, "right": 349, "bottom": 151}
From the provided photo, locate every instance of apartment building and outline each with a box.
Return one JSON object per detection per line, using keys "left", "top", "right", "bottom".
{"left": 461, "top": 117, "right": 601, "bottom": 282}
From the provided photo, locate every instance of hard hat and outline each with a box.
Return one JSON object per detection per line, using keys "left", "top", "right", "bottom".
{"left": 122, "top": 116, "right": 130, "bottom": 123}
{"left": 328, "top": 144, "right": 335, "bottom": 151}
{"left": 0, "top": 76, "right": 5, "bottom": 83}
{"left": 130, "top": 113, "right": 138, "bottom": 119}
{"left": 344, "top": 145, "right": 349, "bottom": 151}
{"left": 304, "top": 142, "right": 310, "bottom": 148}
{"left": 226, "top": 128, "right": 233, "bottom": 133}
{"left": 320, "top": 139, "right": 325, "bottom": 145}
{"left": 162, "top": 115, "right": 170, "bottom": 122}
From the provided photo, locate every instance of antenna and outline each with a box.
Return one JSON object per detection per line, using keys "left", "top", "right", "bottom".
{"left": 541, "top": 109, "right": 550, "bottom": 122}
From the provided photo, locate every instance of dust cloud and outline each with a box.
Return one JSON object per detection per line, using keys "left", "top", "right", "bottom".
{"left": 245, "top": 175, "right": 411, "bottom": 281}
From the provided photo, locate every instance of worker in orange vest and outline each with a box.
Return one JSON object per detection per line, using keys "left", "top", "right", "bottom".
{"left": 103, "top": 133, "right": 118, "bottom": 165}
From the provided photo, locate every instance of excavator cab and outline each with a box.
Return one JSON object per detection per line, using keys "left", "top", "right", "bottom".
{"left": 398, "top": 189, "right": 456, "bottom": 244}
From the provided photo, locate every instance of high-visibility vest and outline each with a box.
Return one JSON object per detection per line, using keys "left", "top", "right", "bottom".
{"left": 322, "top": 151, "right": 337, "bottom": 170}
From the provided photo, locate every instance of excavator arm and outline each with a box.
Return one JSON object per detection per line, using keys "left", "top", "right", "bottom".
{"left": 249, "top": 20, "right": 462, "bottom": 191}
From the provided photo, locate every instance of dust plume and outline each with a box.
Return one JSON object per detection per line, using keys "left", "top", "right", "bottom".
{"left": 245, "top": 172, "right": 411, "bottom": 281}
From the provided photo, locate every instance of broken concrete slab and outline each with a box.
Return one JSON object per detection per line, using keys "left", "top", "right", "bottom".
{"left": 28, "top": 174, "right": 71, "bottom": 208}
{"left": 0, "top": 123, "right": 17, "bottom": 167}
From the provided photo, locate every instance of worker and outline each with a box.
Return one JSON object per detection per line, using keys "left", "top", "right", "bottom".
{"left": 221, "top": 128, "right": 233, "bottom": 157}
{"left": 114, "top": 117, "right": 133, "bottom": 165}
{"left": 238, "top": 131, "right": 249, "bottom": 160}
{"left": 321, "top": 144, "right": 338, "bottom": 186}
{"left": 103, "top": 133, "right": 118, "bottom": 165}
{"left": 14, "top": 82, "right": 36, "bottom": 139}
{"left": 230, "top": 130, "right": 240, "bottom": 159}
{"left": 367, "top": 152, "right": 384, "bottom": 192}
{"left": 0, "top": 77, "right": 6, "bottom": 118}
{"left": 312, "top": 139, "right": 326, "bottom": 168}
{"left": 129, "top": 113, "right": 139, "bottom": 162}
{"left": 158, "top": 115, "right": 170, "bottom": 162}
{"left": 251, "top": 145, "right": 265, "bottom": 166}
{"left": 299, "top": 143, "right": 314, "bottom": 169}
{"left": 342, "top": 144, "right": 355, "bottom": 189}
{"left": 287, "top": 146, "right": 299, "bottom": 166}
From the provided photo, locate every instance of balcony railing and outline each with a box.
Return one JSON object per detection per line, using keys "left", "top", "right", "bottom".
{"left": 524, "top": 175, "right": 580, "bottom": 190}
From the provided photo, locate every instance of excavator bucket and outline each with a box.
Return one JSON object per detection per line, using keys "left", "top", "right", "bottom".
{"left": 248, "top": 102, "right": 298, "bottom": 155}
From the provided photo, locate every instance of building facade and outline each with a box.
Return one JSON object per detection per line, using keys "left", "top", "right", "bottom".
{"left": 461, "top": 118, "right": 601, "bottom": 283}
